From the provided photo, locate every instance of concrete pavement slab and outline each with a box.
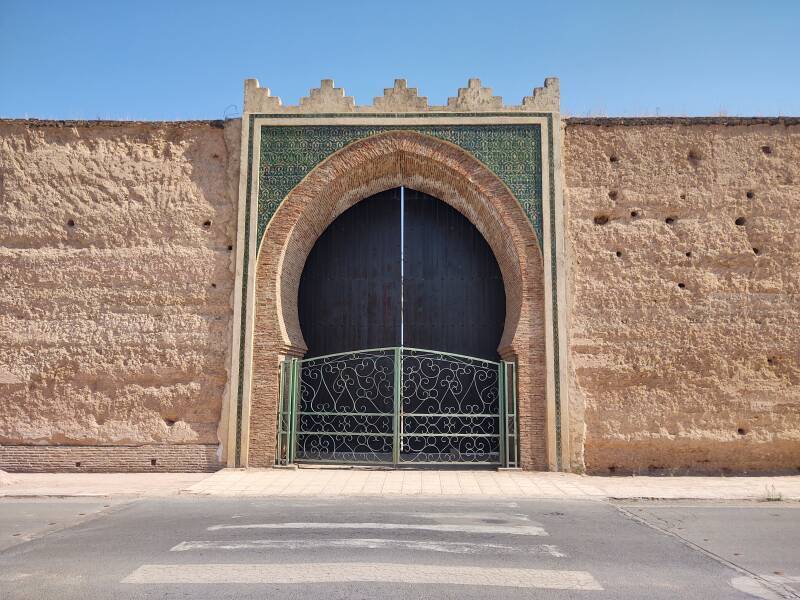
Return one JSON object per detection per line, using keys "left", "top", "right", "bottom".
{"left": 183, "top": 468, "right": 800, "bottom": 500}
{"left": 0, "top": 472, "right": 211, "bottom": 497}
{"left": 3, "top": 468, "right": 800, "bottom": 501}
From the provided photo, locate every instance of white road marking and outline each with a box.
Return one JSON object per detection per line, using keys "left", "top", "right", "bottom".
{"left": 122, "top": 563, "right": 601, "bottom": 590}
{"left": 730, "top": 576, "right": 785, "bottom": 600}
{"left": 170, "top": 538, "right": 565, "bottom": 556}
{"left": 206, "top": 522, "right": 547, "bottom": 536}
{"left": 764, "top": 574, "right": 800, "bottom": 583}
{"left": 402, "top": 512, "right": 532, "bottom": 522}
{"left": 0, "top": 573, "right": 31, "bottom": 582}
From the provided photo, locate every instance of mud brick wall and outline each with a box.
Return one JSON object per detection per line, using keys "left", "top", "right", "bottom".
{"left": 564, "top": 118, "right": 800, "bottom": 474}
{"left": 0, "top": 119, "right": 241, "bottom": 471}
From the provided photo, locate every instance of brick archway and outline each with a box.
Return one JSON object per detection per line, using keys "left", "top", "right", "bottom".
{"left": 248, "top": 131, "right": 547, "bottom": 469}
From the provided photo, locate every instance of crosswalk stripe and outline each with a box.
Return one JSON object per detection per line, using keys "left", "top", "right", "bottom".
{"left": 122, "top": 563, "right": 602, "bottom": 590}
{"left": 403, "top": 512, "right": 532, "bottom": 522}
{"left": 170, "top": 539, "right": 565, "bottom": 556}
{"left": 206, "top": 522, "right": 547, "bottom": 536}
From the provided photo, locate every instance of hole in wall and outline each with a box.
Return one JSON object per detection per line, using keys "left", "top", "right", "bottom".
{"left": 164, "top": 418, "right": 176, "bottom": 426}
{"left": 680, "top": 193, "right": 686, "bottom": 200}
{"left": 688, "top": 149, "right": 702, "bottom": 163}
{"left": 735, "top": 217, "right": 747, "bottom": 226}
{"left": 630, "top": 210, "right": 639, "bottom": 218}
{"left": 67, "top": 219, "right": 75, "bottom": 228}
{"left": 75, "top": 462, "right": 81, "bottom": 467}
{"left": 665, "top": 216, "right": 676, "bottom": 225}
{"left": 211, "top": 283, "right": 217, "bottom": 288}
{"left": 203, "top": 220, "right": 212, "bottom": 228}
{"left": 150, "top": 458, "right": 157, "bottom": 466}
{"left": 685, "top": 251, "right": 692, "bottom": 257}
{"left": 746, "top": 191, "right": 755, "bottom": 199}
{"left": 737, "top": 428, "right": 747, "bottom": 436}
{"left": 761, "top": 145, "right": 772, "bottom": 155}
{"left": 608, "top": 190, "right": 618, "bottom": 200}
{"left": 608, "top": 465, "right": 617, "bottom": 473}
{"left": 677, "top": 282, "right": 685, "bottom": 289}
{"left": 609, "top": 155, "right": 619, "bottom": 163}
{"left": 227, "top": 245, "right": 233, "bottom": 251}
{"left": 767, "top": 356, "right": 776, "bottom": 365}
{"left": 615, "top": 251, "right": 622, "bottom": 257}
{"left": 752, "top": 247, "right": 760, "bottom": 255}
{"left": 593, "top": 215, "right": 609, "bottom": 225}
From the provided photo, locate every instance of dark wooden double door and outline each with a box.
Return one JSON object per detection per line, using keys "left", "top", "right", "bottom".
{"left": 298, "top": 187, "right": 505, "bottom": 361}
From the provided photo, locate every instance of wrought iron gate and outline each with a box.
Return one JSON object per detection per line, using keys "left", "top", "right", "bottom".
{"left": 276, "top": 347, "right": 518, "bottom": 467}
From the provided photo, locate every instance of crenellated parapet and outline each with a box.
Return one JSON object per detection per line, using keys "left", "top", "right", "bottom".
{"left": 522, "top": 77, "right": 560, "bottom": 112}
{"left": 243, "top": 77, "right": 559, "bottom": 114}
{"left": 372, "top": 79, "right": 429, "bottom": 112}
{"left": 298, "top": 79, "right": 355, "bottom": 112}
{"left": 446, "top": 78, "right": 504, "bottom": 111}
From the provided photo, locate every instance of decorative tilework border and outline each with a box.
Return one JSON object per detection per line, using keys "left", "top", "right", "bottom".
{"left": 256, "top": 124, "right": 543, "bottom": 249}
{"left": 235, "top": 115, "right": 256, "bottom": 467}
{"left": 235, "top": 113, "right": 561, "bottom": 470}
{"left": 545, "top": 114, "right": 561, "bottom": 469}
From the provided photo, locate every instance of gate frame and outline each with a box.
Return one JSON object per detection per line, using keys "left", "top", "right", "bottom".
{"left": 275, "top": 347, "right": 519, "bottom": 468}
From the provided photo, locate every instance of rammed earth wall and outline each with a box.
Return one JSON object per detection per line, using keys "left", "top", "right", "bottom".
{"left": 1, "top": 115, "right": 798, "bottom": 474}
{"left": 0, "top": 119, "right": 241, "bottom": 472}
{"left": 563, "top": 118, "right": 800, "bottom": 474}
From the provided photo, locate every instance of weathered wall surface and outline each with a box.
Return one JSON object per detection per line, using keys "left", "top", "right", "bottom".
{"left": 0, "top": 119, "right": 240, "bottom": 471}
{"left": 3, "top": 114, "right": 798, "bottom": 475}
{"left": 564, "top": 118, "right": 800, "bottom": 474}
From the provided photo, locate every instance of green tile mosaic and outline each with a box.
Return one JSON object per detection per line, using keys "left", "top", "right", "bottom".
{"left": 257, "top": 124, "right": 543, "bottom": 250}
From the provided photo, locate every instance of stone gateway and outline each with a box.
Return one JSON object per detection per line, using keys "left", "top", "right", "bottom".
{"left": 0, "top": 77, "right": 798, "bottom": 474}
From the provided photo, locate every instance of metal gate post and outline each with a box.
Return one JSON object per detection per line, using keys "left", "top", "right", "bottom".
{"left": 512, "top": 362, "right": 519, "bottom": 467}
{"left": 498, "top": 361, "right": 507, "bottom": 467}
{"left": 392, "top": 347, "right": 402, "bottom": 465}
{"left": 275, "top": 359, "right": 288, "bottom": 466}
{"left": 503, "top": 361, "right": 519, "bottom": 469}
{"left": 287, "top": 357, "right": 300, "bottom": 465}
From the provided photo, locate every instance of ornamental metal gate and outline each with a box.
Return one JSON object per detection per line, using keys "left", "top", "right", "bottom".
{"left": 276, "top": 346, "right": 518, "bottom": 467}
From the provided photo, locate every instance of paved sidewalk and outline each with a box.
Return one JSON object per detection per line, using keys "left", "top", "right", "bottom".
{"left": 2, "top": 468, "right": 799, "bottom": 500}
{"left": 0, "top": 472, "right": 209, "bottom": 497}
{"left": 183, "top": 468, "right": 800, "bottom": 500}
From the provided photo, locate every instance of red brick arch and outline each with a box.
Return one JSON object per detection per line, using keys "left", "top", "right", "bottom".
{"left": 248, "top": 131, "right": 547, "bottom": 469}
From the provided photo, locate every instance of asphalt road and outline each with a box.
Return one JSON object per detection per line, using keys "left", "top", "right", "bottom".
{"left": 0, "top": 496, "right": 798, "bottom": 599}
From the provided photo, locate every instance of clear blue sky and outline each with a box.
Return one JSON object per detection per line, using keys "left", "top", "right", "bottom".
{"left": 2, "top": 0, "right": 798, "bottom": 120}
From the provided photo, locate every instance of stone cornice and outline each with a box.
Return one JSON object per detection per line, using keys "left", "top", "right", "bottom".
{"left": 243, "top": 77, "right": 560, "bottom": 114}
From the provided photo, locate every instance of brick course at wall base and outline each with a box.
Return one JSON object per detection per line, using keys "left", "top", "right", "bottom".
{"left": 0, "top": 445, "right": 222, "bottom": 473}
{"left": 585, "top": 439, "right": 800, "bottom": 475}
